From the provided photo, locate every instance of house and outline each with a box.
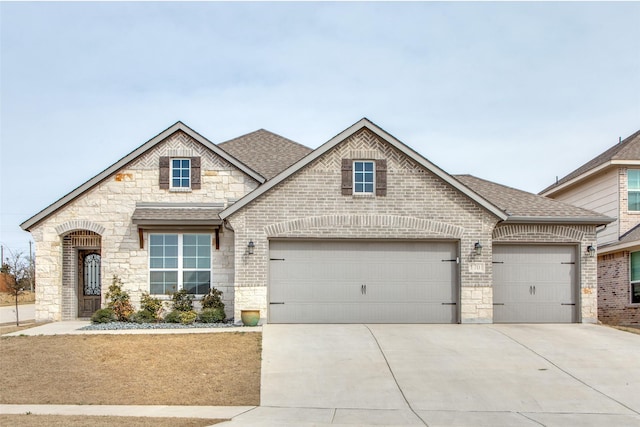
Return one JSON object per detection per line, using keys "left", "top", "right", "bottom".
{"left": 21, "top": 118, "right": 612, "bottom": 324}
{"left": 540, "top": 130, "right": 640, "bottom": 326}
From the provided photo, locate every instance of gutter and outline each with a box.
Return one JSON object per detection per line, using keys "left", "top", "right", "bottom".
{"left": 503, "top": 216, "right": 615, "bottom": 226}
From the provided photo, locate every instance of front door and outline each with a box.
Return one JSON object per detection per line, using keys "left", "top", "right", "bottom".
{"left": 78, "top": 251, "right": 102, "bottom": 317}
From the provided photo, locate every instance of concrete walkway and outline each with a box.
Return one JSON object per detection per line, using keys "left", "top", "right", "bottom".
{"left": 2, "top": 322, "right": 640, "bottom": 426}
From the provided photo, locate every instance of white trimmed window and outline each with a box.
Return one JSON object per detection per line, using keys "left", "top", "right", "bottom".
{"left": 149, "top": 233, "right": 211, "bottom": 295}
{"left": 631, "top": 251, "right": 640, "bottom": 304}
{"left": 353, "top": 161, "right": 375, "bottom": 194}
{"left": 628, "top": 169, "right": 640, "bottom": 211}
{"left": 171, "top": 158, "right": 191, "bottom": 189}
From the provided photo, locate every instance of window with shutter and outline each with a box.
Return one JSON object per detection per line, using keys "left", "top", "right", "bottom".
{"left": 159, "top": 157, "right": 170, "bottom": 189}
{"left": 342, "top": 159, "right": 387, "bottom": 196}
{"left": 341, "top": 159, "right": 353, "bottom": 195}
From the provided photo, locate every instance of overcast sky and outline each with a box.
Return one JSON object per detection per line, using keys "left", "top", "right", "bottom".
{"left": 1, "top": 1, "right": 639, "bottom": 254}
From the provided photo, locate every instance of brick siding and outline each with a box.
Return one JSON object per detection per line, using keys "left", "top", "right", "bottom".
{"left": 598, "top": 251, "right": 640, "bottom": 325}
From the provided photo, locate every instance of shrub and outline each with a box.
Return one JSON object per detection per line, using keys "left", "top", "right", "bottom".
{"left": 171, "top": 289, "right": 194, "bottom": 312}
{"left": 201, "top": 288, "right": 225, "bottom": 311}
{"left": 180, "top": 310, "right": 198, "bottom": 325}
{"left": 91, "top": 308, "right": 116, "bottom": 324}
{"left": 130, "top": 310, "right": 159, "bottom": 324}
{"left": 198, "top": 307, "right": 226, "bottom": 323}
{"left": 164, "top": 310, "right": 182, "bottom": 324}
{"left": 139, "top": 292, "right": 163, "bottom": 320}
{"left": 105, "top": 276, "right": 134, "bottom": 321}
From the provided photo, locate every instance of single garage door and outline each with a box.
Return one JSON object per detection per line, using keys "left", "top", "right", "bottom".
{"left": 269, "top": 240, "right": 458, "bottom": 323}
{"left": 493, "top": 245, "right": 578, "bottom": 323}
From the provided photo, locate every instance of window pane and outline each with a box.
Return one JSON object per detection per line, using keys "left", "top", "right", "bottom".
{"left": 172, "top": 159, "right": 180, "bottom": 168}
{"left": 172, "top": 169, "right": 180, "bottom": 178}
{"left": 150, "top": 235, "right": 163, "bottom": 246}
{"left": 184, "top": 245, "right": 196, "bottom": 257}
{"left": 181, "top": 178, "right": 189, "bottom": 187}
{"left": 172, "top": 178, "right": 180, "bottom": 187}
{"left": 184, "top": 234, "right": 196, "bottom": 246}
{"left": 197, "top": 257, "right": 210, "bottom": 269}
{"left": 150, "top": 271, "right": 177, "bottom": 295}
{"left": 355, "top": 173, "right": 364, "bottom": 182}
{"left": 629, "top": 170, "right": 640, "bottom": 190}
{"left": 355, "top": 162, "right": 364, "bottom": 171}
{"left": 631, "top": 252, "right": 640, "bottom": 282}
{"left": 150, "top": 258, "right": 164, "bottom": 269}
{"left": 629, "top": 192, "right": 640, "bottom": 211}
{"left": 365, "top": 162, "right": 374, "bottom": 171}
{"left": 365, "top": 183, "right": 374, "bottom": 193}
{"left": 165, "top": 235, "right": 178, "bottom": 245}
{"left": 184, "top": 257, "right": 196, "bottom": 268}
{"left": 633, "top": 283, "right": 640, "bottom": 304}
{"left": 355, "top": 183, "right": 363, "bottom": 192}
{"left": 182, "top": 159, "right": 190, "bottom": 168}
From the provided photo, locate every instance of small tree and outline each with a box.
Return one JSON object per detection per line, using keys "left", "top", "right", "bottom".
{"left": 3, "top": 249, "right": 30, "bottom": 326}
{"left": 105, "top": 275, "right": 134, "bottom": 321}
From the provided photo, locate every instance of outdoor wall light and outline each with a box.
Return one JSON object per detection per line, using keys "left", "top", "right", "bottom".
{"left": 248, "top": 240, "right": 255, "bottom": 255}
{"left": 474, "top": 241, "right": 483, "bottom": 256}
{"left": 586, "top": 245, "right": 596, "bottom": 258}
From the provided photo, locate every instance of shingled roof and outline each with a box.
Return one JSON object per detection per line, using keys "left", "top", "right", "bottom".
{"left": 455, "top": 174, "right": 613, "bottom": 224}
{"left": 218, "top": 129, "right": 313, "bottom": 180}
{"left": 540, "top": 129, "right": 640, "bottom": 195}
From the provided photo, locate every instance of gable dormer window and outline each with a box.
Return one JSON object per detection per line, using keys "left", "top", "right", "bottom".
{"left": 172, "top": 159, "right": 191, "bottom": 189}
{"left": 341, "top": 158, "right": 387, "bottom": 196}
{"left": 628, "top": 169, "right": 640, "bottom": 211}
{"left": 354, "top": 161, "right": 375, "bottom": 194}
{"left": 159, "top": 156, "right": 201, "bottom": 191}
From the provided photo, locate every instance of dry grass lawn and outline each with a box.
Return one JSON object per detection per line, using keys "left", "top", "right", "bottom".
{"left": 0, "top": 291, "right": 35, "bottom": 306}
{"left": 0, "top": 333, "right": 261, "bottom": 406}
{"left": 0, "top": 415, "right": 226, "bottom": 427}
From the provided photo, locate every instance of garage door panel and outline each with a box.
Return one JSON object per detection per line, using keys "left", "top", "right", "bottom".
{"left": 269, "top": 302, "right": 457, "bottom": 324}
{"left": 269, "top": 240, "right": 458, "bottom": 323}
{"left": 493, "top": 245, "right": 577, "bottom": 323}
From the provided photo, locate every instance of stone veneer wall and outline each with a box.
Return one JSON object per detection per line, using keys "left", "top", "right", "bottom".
{"left": 30, "top": 131, "right": 258, "bottom": 322}
{"left": 492, "top": 224, "right": 599, "bottom": 323}
{"left": 598, "top": 251, "right": 640, "bottom": 325}
{"left": 228, "top": 128, "right": 501, "bottom": 323}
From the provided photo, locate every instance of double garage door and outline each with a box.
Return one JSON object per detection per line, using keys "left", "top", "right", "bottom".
{"left": 493, "top": 245, "right": 578, "bottom": 323}
{"left": 269, "top": 240, "right": 458, "bottom": 323}
{"left": 268, "top": 241, "right": 578, "bottom": 324}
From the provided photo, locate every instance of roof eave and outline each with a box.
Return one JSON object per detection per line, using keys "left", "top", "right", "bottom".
{"left": 221, "top": 118, "right": 509, "bottom": 221}
{"left": 540, "top": 160, "right": 640, "bottom": 197}
{"left": 598, "top": 240, "right": 640, "bottom": 255}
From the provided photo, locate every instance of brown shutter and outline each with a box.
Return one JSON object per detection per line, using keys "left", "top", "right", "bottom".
{"left": 341, "top": 159, "right": 353, "bottom": 195}
{"left": 159, "top": 157, "right": 170, "bottom": 189}
{"left": 191, "top": 157, "right": 201, "bottom": 190}
{"left": 375, "top": 159, "right": 387, "bottom": 196}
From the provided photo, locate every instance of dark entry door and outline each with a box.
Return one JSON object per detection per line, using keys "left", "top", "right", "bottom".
{"left": 78, "top": 251, "right": 101, "bottom": 317}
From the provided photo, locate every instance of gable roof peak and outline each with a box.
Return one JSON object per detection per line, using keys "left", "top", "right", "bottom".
{"left": 220, "top": 119, "right": 509, "bottom": 221}
{"left": 21, "top": 121, "right": 265, "bottom": 231}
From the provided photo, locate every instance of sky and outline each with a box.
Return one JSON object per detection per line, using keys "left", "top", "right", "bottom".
{"left": 1, "top": 1, "right": 639, "bottom": 255}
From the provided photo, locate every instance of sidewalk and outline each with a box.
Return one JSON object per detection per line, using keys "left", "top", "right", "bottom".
{"left": 0, "top": 404, "right": 255, "bottom": 419}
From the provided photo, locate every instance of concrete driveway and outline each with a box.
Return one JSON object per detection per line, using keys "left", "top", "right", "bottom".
{"left": 223, "top": 324, "right": 640, "bottom": 426}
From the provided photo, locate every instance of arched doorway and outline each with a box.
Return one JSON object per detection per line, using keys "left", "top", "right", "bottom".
{"left": 78, "top": 251, "right": 101, "bottom": 317}
{"left": 61, "top": 230, "right": 102, "bottom": 319}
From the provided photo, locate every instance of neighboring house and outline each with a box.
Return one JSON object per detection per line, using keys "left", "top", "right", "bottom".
{"left": 540, "top": 130, "right": 640, "bottom": 326}
{"left": 22, "top": 118, "right": 612, "bottom": 324}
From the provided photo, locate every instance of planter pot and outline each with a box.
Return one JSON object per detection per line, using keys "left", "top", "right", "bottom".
{"left": 240, "top": 309, "right": 260, "bottom": 326}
